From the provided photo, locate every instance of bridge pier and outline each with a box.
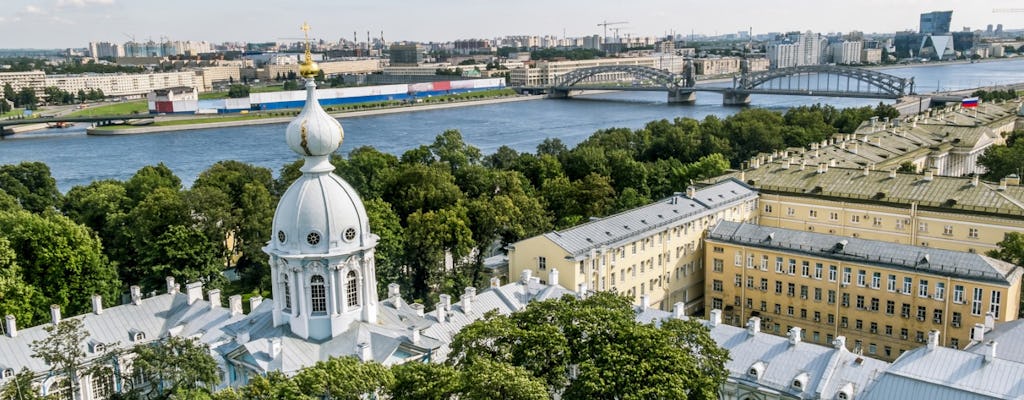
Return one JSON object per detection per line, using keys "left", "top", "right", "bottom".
{"left": 667, "top": 89, "right": 696, "bottom": 104}
{"left": 547, "top": 89, "right": 571, "bottom": 99}
{"left": 722, "top": 91, "right": 751, "bottom": 106}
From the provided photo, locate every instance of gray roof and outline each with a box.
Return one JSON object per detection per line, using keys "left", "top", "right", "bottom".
{"left": 0, "top": 291, "right": 242, "bottom": 374}
{"left": 860, "top": 345, "right": 1024, "bottom": 400}
{"left": 965, "top": 319, "right": 1024, "bottom": 364}
{"left": 707, "top": 221, "right": 1023, "bottom": 285}
{"left": 541, "top": 178, "right": 756, "bottom": 258}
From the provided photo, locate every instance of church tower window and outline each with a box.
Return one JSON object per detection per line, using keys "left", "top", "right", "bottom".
{"left": 281, "top": 273, "right": 292, "bottom": 311}
{"left": 346, "top": 271, "right": 359, "bottom": 307}
{"left": 310, "top": 275, "right": 327, "bottom": 314}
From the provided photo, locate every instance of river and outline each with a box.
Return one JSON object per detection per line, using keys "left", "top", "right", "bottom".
{"left": 1, "top": 59, "right": 1022, "bottom": 192}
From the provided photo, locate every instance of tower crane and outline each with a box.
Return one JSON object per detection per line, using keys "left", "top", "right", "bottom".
{"left": 597, "top": 20, "right": 627, "bottom": 42}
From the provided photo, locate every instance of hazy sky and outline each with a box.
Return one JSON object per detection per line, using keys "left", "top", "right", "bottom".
{"left": 2, "top": 0, "right": 1022, "bottom": 48}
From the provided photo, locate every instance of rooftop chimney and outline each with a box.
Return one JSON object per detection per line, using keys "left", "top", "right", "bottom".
{"left": 410, "top": 303, "right": 424, "bottom": 317}
{"left": 834, "top": 336, "right": 847, "bottom": 350}
{"left": 672, "top": 302, "right": 685, "bottom": 319}
{"left": 490, "top": 276, "right": 501, "bottom": 288}
{"left": 818, "top": 163, "right": 828, "bottom": 174}
{"left": 166, "top": 276, "right": 178, "bottom": 294}
{"left": 998, "top": 179, "right": 1008, "bottom": 191}
{"left": 986, "top": 341, "right": 998, "bottom": 363}
{"left": 924, "top": 169, "right": 934, "bottom": 182}
{"left": 747, "top": 317, "right": 761, "bottom": 336}
{"left": 639, "top": 294, "right": 650, "bottom": 309}
{"left": 709, "top": 309, "right": 722, "bottom": 327}
{"left": 985, "top": 312, "right": 995, "bottom": 330}
{"left": 863, "top": 166, "right": 870, "bottom": 176}
{"left": 686, "top": 186, "right": 696, "bottom": 199}
{"left": 186, "top": 281, "right": 203, "bottom": 305}
{"left": 549, "top": 268, "right": 559, "bottom": 286}
{"left": 410, "top": 327, "right": 420, "bottom": 345}
{"left": 927, "top": 330, "right": 940, "bottom": 350}
{"left": 971, "top": 175, "right": 980, "bottom": 187}
{"left": 829, "top": 158, "right": 837, "bottom": 167}
{"left": 461, "top": 293, "right": 473, "bottom": 314}
{"left": 388, "top": 283, "right": 401, "bottom": 305}
{"left": 1007, "top": 174, "right": 1021, "bottom": 186}
{"left": 358, "top": 342, "right": 372, "bottom": 362}
{"left": 50, "top": 304, "right": 61, "bottom": 325}
{"left": 4, "top": 315, "right": 16, "bottom": 338}
{"left": 249, "top": 296, "right": 263, "bottom": 311}
{"left": 229, "top": 295, "right": 243, "bottom": 316}
{"left": 130, "top": 285, "right": 142, "bottom": 305}
{"left": 788, "top": 327, "right": 802, "bottom": 346}
{"left": 520, "top": 269, "right": 533, "bottom": 284}
{"left": 91, "top": 294, "right": 103, "bottom": 315}
{"left": 208, "top": 289, "right": 222, "bottom": 309}
{"left": 889, "top": 168, "right": 897, "bottom": 179}
{"left": 799, "top": 160, "right": 806, "bottom": 171}
{"left": 268, "top": 338, "right": 282, "bottom": 358}
{"left": 782, "top": 159, "right": 791, "bottom": 169}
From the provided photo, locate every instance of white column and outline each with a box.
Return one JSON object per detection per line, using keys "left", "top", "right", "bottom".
{"left": 292, "top": 267, "right": 303, "bottom": 316}
{"left": 328, "top": 265, "right": 338, "bottom": 316}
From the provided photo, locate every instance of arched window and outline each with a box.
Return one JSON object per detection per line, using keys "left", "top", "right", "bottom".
{"left": 310, "top": 275, "right": 327, "bottom": 314}
{"left": 346, "top": 271, "right": 359, "bottom": 307}
{"left": 91, "top": 373, "right": 113, "bottom": 399}
{"left": 281, "top": 273, "right": 292, "bottom": 311}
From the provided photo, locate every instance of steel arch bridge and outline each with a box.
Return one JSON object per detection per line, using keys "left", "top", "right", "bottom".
{"left": 552, "top": 65, "right": 693, "bottom": 89}
{"left": 735, "top": 65, "right": 915, "bottom": 98}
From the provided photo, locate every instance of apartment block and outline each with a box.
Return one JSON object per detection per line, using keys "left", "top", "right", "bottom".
{"left": 508, "top": 179, "right": 758, "bottom": 314}
{"left": 705, "top": 221, "right": 1023, "bottom": 361}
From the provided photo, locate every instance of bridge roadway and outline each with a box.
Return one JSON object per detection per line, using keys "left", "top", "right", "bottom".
{"left": 548, "top": 85, "right": 905, "bottom": 100}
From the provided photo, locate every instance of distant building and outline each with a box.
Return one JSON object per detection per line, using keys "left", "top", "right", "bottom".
{"left": 388, "top": 44, "right": 423, "bottom": 66}
{"left": 862, "top": 48, "right": 882, "bottom": 64}
{"left": 767, "top": 31, "right": 825, "bottom": 68}
{"left": 920, "top": 10, "right": 954, "bottom": 35}
{"left": 509, "top": 57, "right": 659, "bottom": 86}
{"left": 694, "top": 57, "right": 742, "bottom": 76}
{"left": 44, "top": 71, "right": 199, "bottom": 98}
{"left": 831, "top": 41, "right": 863, "bottom": 64}
{"left": 88, "top": 42, "right": 123, "bottom": 59}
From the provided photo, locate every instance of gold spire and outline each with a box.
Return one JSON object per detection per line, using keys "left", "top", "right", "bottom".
{"left": 299, "top": 21, "right": 320, "bottom": 78}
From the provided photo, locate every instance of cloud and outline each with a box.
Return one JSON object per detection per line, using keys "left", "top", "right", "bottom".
{"left": 24, "top": 5, "right": 46, "bottom": 14}
{"left": 56, "top": 0, "right": 115, "bottom": 7}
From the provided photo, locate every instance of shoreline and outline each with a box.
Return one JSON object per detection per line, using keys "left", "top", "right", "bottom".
{"left": 87, "top": 95, "right": 544, "bottom": 135}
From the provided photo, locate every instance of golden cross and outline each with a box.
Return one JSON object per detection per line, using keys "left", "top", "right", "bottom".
{"left": 300, "top": 22, "right": 312, "bottom": 64}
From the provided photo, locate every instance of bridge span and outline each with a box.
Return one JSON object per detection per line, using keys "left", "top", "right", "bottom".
{"left": 0, "top": 114, "right": 154, "bottom": 137}
{"left": 532, "top": 64, "right": 916, "bottom": 105}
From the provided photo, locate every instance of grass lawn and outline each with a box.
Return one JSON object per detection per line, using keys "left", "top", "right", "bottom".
{"left": 1, "top": 108, "right": 25, "bottom": 118}
{"left": 67, "top": 101, "right": 148, "bottom": 116}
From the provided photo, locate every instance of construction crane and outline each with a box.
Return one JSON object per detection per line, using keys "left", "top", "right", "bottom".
{"left": 993, "top": 8, "right": 1024, "bottom": 13}
{"left": 597, "top": 20, "right": 627, "bottom": 42}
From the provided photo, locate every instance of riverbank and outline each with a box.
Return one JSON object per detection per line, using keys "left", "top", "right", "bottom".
{"left": 87, "top": 94, "right": 544, "bottom": 135}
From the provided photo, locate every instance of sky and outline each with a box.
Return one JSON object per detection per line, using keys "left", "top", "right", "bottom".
{"left": 2, "top": 0, "right": 1022, "bottom": 49}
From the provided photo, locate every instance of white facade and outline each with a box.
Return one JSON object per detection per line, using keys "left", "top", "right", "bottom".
{"left": 44, "top": 71, "right": 200, "bottom": 97}
{"left": 832, "top": 41, "right": 863, "bottom": 64}
{"left": 767, "top": 31, "right": 825, "bottom": 68}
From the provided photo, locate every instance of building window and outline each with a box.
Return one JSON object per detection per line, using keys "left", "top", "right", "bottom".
{"left": 917, "top": 306, "right": 927, "bottom": 321}
{"left": 712, "top": 280, "right": 723, "bottom": 292}
{"left": 814, "top": 263, "right": 823, "bottom": 279}
{"left": 871, "top": 272, "right": 881, "bottom": 289}
{"left": 952, "top": 312, "right": 962, "bottom": 327}
{"left": 954, "top": 285, "right": 964, "bottom": 303}
{"left": 814, "top": 287, "right": 822, "bottom": 301}
{"left": 828, "top": 265, "right": 837, "bottom": 282}
{"left": 787, "top": 283, "right": 795, "bottom": 296}
{"left": 951, "top": 338, "right": 959, "bottom": 349}
{"left": 91, "top": 373, "right": 113, "bottom": 400}
{"left": 760, "top": 278, "right": 768, "bottom": 291}
{"left": 903, "top": 277, "right": 912, "bottom": 294}
{"left": 775, "top": 257, "right": 784, "bottom": 273}
{"left": 895, "top": 219, "right": 904, "bottom": 230}
{"left": 886, "top": 300, "right": 895, "bottom": 315}
{"left": 919, "top": 280, "right": 929, "bottom": 298}
{"left": 829, "top": 212, "right": 838, "bottom": 221}
{"left": 761, "top": 255, "right": 769, "bottom": 271}
{"left": 901, "top": 303, "right": 911, "bottom": 318}
{"left": 935, "top": 282, "right": 945, "bottom": 300}
{"left": 764, "top": 204, "right": 773, "bottom": 213}
{"left": 887, "top": 274, "right": 896, "bottom": 292}
{"left": 841, "top": 293, "right": 850, "bottom": 307}
{"left": 873, "top": 217, "right": 882, "bottom": 227}
{"left": 747, "top": 254, "right": 755, "bottom": 269}
{"left": 842, "top": 268, "right": 851, "bottom": 285}
{"left": 827, "top": 290, "right": 836, "bottom": 304}
{"left": 712, "top": 298, "right": 723, "bottom": 310}
{"left": 712, "top": 246, "right": 723, "bottom": 253}
{"left": 813, "top": 311, "right": 821, "bottom": 322}
{"left": 919, "top": 222, "right": 928, "bottom": 232}
{"left": 943, "top": 225, "right": 953, "bottom": 236}
{"left": 788, "top": 259, "right": 797, "bottom": 275}
{"left": 787, "top": 207, "right": 795, "bottom": 216}
{"left": 990, "top": 290, "right": 1001, "bottom": 318}
{"left": 856, "top": 295, "right": 865, "bottom": 309}
{"left": 885, "top": 325, "right": 893, "bottom": 336}
{"left": 857, "top": 270, "right": 866, "bottom": 287}
{"left": 972, "top": 288, "right": 983, "bottom": 315}
{"left": 870, "top": 322, "right": 878, "bottom": 334}
{"left": 735, "top": 251, "right": 743, "bottom": 266}
{"left": 346, "top": 271, "right": 359, "bottom": 308}
{"left": 851, "top": 215, "right": 860, "bottom": 223}
{"left": 281, "top": 273, "right": 291, "bottom": 311}
{"left": 801, "top": 261, "right": 809, "bottom": 277}
{"left": 775, "top": 281, "right": 783, "bottom": 294}
{"left": 747, "top": 276, "right": 754, "bottom": 288}
{"left": 537, "top": 256, "right": 547, "bottom": 270}
{"left": 870, "top": 298, "right": 879, "bottom": 311}
{"left": 968, "top": 228, "right": 979, "bottom": 239}
{"left": 840, "top": 316, "right": 848, "bottom": 328}
{"left": 775, "top": 304, "right": 781, "bottom": 314}
{"left": 310, "top": 275, "right": 327, "bottom": 314}
{"left": 713, "top": 259, "right": 724, "bottom": 272}
{"left": 809, "top": 210, "right": 818, "bottom": 218}
{"left": 933, "top": 309, "right": 943, "bottom": 324}
{"left": 735, "top": 274, "right": 743, "bottom": 287}
{"left": 901, "top": 328, "right": 909, "bottom": 340}
{"left": 787, "top": 306, "right": 794, "bottom": 316}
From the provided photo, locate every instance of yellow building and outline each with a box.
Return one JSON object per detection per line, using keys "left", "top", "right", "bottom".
{"left": 508, "top": 179, "right": 758, "bottom": 314}
{"left": 719, "top": 163, "right": 1024, "bottom": 254}
{"left": 705, "top": 221, "right": 1023, "bottom": 361}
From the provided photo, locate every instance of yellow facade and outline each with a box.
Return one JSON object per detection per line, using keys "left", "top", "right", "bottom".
{"left": 508, "top": 180, "right": 758, "bottom": 314}
{"left": 705, "top": 229, "right": 1022, "bottom": 362}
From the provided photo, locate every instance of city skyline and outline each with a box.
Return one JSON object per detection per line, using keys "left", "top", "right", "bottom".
{"left": 2, "top": 0, "right": 1022, "bottom": 49}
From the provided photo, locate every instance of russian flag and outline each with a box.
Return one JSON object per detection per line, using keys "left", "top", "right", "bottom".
{"left": 962, "top": 97, "right": 979, "bottom": 108}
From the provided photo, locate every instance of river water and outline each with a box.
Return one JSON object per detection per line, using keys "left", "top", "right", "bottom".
{"left": 2, "top": 59, "right": 1022, "bottom": 192}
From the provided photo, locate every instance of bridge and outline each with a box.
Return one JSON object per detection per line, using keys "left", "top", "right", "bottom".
{"left": 541, "top": 64, "right": 915, "bottom": 105}
{"left": 0, "top": 114, "right": 153, "bottom": 137}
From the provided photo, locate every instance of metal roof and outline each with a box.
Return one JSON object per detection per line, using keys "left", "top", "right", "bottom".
{"left": 540, "top": 178, "right": 757, "bottom": 257}
{"left": 707, "top": 221, "right": 1022, "bottom": 285}
{"left": 860, "top": 345, "right": 1024, "bottom": 400}
{"left": 965, "top": 319, "right": 1024, "bottom": 364}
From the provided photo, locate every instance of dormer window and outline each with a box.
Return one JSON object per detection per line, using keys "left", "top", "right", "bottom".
{"left": 2, "top": 369, "right": 13, "bottom": 379}
{"left": 792, "top": 372, "right": 809, "bottom": 392}
{"left": 134, "top": 332, "right": 145, "bottom": 342}
{"left": 747, "top": 361, "right": 765, "bottom": 380}
{"left": 838, "top": 393, "right": 849, "bottom": 400}
{"left": 89, "top": 340, "right": 106, "bottom": 354}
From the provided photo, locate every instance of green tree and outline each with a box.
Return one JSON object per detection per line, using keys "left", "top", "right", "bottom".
{"left": 404, "top": 206, "right": 474, "bottom": 300}
{"left": 365, "top": 198, "right": 406, "bottom": 294}
{"left": 292, "top": 357, "right": 393, "bottom": 400}
{"left": 0, "top": 161, "right": 62, "bottom": 214}
{"left": 238, "top": 372, "right": 305, "bottom": 400}
{"left": 387, "top": 163, "right": 463, "bottom": 218}
{"left": 226, "top": 84, "right": 250, "bottom": 98}
{"left": 0, "top": 210, "right": 120, "bottom": 317}
{"left": 124, "top": 163, "right": 182, "bottom": 206}
{"left": 128, "top": 336, "right": 222, "bottom": 398}
{"left": 978, "top": 140, "right": 1024, "bottom": 181}
{"left": 388, "top": 362, "right": 461, "bottom": 400}
{"left": 0, "top": 237, "right": 45, "bottom": 327}
{"left": 448, "top": 292, "right": 729, "bottom": 399}
{"left": 989, "top": 232, "right": 1024, "bottom": 266}
{"left": 15, "top": 87, "right": 37, "bottom": 109}
{"left": 30, "top": 318, "right": 91, "bottom": 400}
{"left": 459, "top": 358, "right": 550, "bottom": 400}
{"left": 0, "top": 368, "right": 42, "bottom": 400}
{"left": 430, "top": 129, "right": 482, "bottom": 174}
